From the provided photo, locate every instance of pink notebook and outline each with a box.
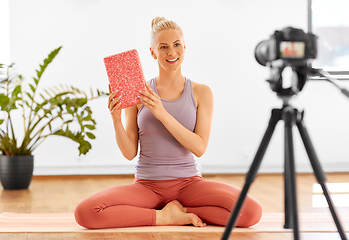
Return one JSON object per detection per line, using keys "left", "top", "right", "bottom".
{"left": 104, "top": 49, "right": 147, "bottom": 109}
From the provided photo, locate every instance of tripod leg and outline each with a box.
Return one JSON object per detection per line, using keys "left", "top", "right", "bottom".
{"left": 221, "top": 109, "right": 281, "bottom": 240}
{"left": 284, "top": 127, "right": 293, "bottom": 229}
{"left": 296, "top": 113, "right": 347, "bottom": 240}
{"left": 283, "top": 108, "right": 300, "bottom": 240}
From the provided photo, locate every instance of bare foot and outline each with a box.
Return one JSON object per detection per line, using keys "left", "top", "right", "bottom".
{"left": 155, "top": 200, "right": 206, "bottom": 227}
{"left": 172, "top": 199, "right": 187, "bottom": 213}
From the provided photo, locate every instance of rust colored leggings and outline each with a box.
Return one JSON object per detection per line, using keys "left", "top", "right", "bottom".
{"left": 74, "top": 175, "right": 262, "bottom": 229}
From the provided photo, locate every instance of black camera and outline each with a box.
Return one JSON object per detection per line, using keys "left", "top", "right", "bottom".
{"left": 255, "top": 27, "right": 317, "bottom": 67}
{"left": 254, "top": 27, "right": 318, "bottom": 96}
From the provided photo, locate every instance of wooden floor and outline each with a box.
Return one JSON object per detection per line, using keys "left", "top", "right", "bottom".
{"left": 1, "top": 172, "right": 349, "bottom": 239}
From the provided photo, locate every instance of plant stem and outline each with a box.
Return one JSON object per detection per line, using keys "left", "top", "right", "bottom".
{"left": 26, "top": 114, "right": 62, "bottom": 152}
{"left": 8, "top": 112, "right": 17, "bottom": 150}
{"left": 5, "top": 67, "right": 10, "bottom": 134}
{"left": 21, "top": 83, "right": 27, "bottom": 134}
{"left": 20, "top": 109, "right": 52, "bottom": 153}
{"left": 28, "top": 133, "right": 53, "bottom": 152}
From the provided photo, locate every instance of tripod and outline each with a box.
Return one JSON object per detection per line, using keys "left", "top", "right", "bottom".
{"left": 221, "top": 98, "right": 347, "bottom": 240}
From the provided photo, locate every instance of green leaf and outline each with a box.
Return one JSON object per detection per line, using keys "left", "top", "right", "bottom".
{"left": 44, "top": 88, "right": 52, "bottom": 97}
{"left": 53, "top": 128, "right": 92, "bottom": 155}
{"left": 29, "top": 84, "right": 35, "bottom": 93}
{"left": 0, "top": 94, "right": 9, "bottom": 110}
{"left": 11, "top": 85, "right": 21, "bottom": 98}
{"left": 34, "top": 46, "right": 62, "bottom": 85}
{"left": 86, "top": 132, "right": 95, "bottom": 139}
{"left": 78, "top": 141, "right": 91, "bottom": 156}
{"left": 82, "top": 115, "right": 92, "bottom": 121}
{"left": 0, "top": 88, "right": 20, "bottom": 112}
{"left": 84, "top": 124, "right": 95, "bottom": 130}
{"left": 66, "top": 106, "right": 75, "bottom": 114}
{"left": 26, "top": 92, "right": 33, "bottom": 100}
{"left": 24, "top": 100, "right": 30, "bottom": 108}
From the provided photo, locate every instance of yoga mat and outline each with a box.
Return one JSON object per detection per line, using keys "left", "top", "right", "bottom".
{"left": 0, "top": 212, "right": 348, "bottom": 233}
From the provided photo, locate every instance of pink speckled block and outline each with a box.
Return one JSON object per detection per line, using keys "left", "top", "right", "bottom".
{"left": 104, "top": 49, "right": 147, "bottom": 109}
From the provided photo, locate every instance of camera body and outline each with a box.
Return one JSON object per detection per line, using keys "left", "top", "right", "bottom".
{"left": 255, "top": 27, "right": 317, "bottom": 67}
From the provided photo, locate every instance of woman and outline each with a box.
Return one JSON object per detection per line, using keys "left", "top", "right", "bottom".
{"left": 74, "top": 17, "right": 262, "bottom": 229}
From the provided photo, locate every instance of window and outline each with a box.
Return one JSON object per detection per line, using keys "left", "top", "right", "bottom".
{"left": 310, "top": 0, "right": 349, "bottom": 70}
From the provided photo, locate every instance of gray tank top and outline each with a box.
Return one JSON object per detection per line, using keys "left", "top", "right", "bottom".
{"left": 136, "top": 77, "right": 200, "bottom": 180}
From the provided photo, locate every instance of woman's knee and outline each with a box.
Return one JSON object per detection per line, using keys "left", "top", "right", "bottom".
{"left": 238, "top": 196, "right": 263, "bottom": 227}
{"left": 74, "top": 200, "right": 98, "bottom": 229}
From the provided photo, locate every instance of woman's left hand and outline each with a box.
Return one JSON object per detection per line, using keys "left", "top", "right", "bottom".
{"left": 138, "top": 84, "right": 168, "bottom": 121}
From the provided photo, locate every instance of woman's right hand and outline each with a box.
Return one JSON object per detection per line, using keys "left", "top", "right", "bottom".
{"left": 108, "top": 85, "right": 122, "bottom": 122}
{"left": 107, "top": 85, "right": 139, "bottom": 160}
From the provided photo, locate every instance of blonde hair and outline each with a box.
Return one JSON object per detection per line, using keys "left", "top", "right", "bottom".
{"left": 150, "top": 17, "right": 184, "bottom": 48}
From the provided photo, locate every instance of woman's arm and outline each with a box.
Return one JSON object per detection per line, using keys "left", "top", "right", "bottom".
{"left": 108, "top": 87, "right": 139, "bottom": 160}
{"left": 139, "top": 83, "right": 213, "bottom": 157}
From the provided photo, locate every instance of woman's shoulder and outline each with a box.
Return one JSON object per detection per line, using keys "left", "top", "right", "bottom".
{"left": 191, "top": 80, "right": 213, "bottom": 96}
{"left": 190, "top": 80, "right": 213, "bottom": 107}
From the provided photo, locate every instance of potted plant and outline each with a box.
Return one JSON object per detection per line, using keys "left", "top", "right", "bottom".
{"left": 0, "top": 46, "right": 107, "bottom": 189}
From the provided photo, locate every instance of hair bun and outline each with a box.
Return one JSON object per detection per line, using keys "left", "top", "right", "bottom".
{"left": 150, "top": 16, "right": 183, "bottom": 48}
{"left": 151, "top": 17, "right": 167, "bottom": 30}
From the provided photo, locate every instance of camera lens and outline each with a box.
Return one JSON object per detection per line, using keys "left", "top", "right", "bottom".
{"left": 255, "top": 40, "right": 270, "bottom": 66}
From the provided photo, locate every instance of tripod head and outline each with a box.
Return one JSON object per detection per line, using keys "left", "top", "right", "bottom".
{"left": 265, "top": 59, "right": 349, "bottom": 100}
{"left": 266, "top": 59, "right": 310, "bottom": 98}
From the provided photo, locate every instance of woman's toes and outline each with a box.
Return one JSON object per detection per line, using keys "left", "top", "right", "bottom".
{"left": 189, "top": 213, "right": 207, "bottom": 227}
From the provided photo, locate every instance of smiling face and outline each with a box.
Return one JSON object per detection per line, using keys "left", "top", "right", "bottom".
{"left": 150, "top": 29, "right": 186, "bottom": 72}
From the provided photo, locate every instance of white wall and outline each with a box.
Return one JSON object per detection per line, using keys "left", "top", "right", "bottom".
{"left": 0, "top": 0, "right": 10, "bottom": 64}
{"left": 7, "top": 0, "right": 349, "bottom": 175}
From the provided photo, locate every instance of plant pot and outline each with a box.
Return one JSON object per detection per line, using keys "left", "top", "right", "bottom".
{"left": 0, "top": 155, "right": 34, "bottom": 190}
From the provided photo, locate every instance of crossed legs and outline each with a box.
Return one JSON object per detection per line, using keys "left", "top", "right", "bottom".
{"left": 74, "top": 176, "right": 262, "bottom": 229}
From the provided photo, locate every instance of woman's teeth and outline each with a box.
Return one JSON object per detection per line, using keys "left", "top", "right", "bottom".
{"left": 166, "top": 58, "right": 178, "bottom": 62}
